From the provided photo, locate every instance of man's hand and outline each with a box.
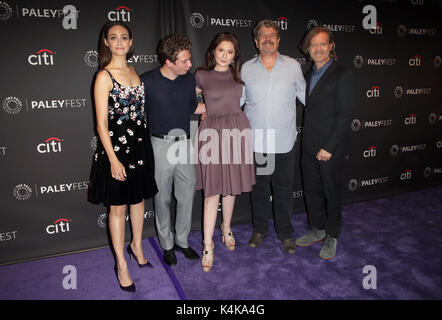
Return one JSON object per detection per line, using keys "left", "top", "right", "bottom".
{"left": 316, "top": 148, "right": 332, "bottom": 161}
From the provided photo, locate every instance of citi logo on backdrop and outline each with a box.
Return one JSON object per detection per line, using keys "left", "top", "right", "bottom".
{"left": 275, "top": 17, "right": 288, "bottom": 30}
{"left": 28, "top": 49, "right": 55, "bottom": 66}
{"left": 46, "top": 218, "right": 71, "bottom": 235}
{"left": 404, "top": 114, "right": 417, "bottom": 125}
{"left": 369, "top": 22, "right": 383, "bottom": 35}
{"left": 400, "top": 169, "right": 412, "bottom": 181}
{"left": 37, "top": 137, "right": 63, "bottom": 153}
{"left": 409, "top": 54, "right": 422, "bottom": 67}
{"left": 108, "top": 6, "right": 131, "bottom": 22}
{"left": 366, "top": 86, "right": 380, "bottom": 98}
{"left": 363, "top": 146, "right": 377, "bottom": 158}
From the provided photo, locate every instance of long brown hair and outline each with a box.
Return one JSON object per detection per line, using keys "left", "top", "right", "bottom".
{"left": 199, "top": 32, "right": 243, "bottom": 85}
{"left": 300, "top": 26, "right": 336, "bottom": 59}
{"left": 98, "top": 21, "right": 134, "bottom": 69}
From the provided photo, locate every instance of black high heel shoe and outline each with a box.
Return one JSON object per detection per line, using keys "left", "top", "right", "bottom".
{"left": 127, "top": 244, "right": 154, "bottom": 268}
{"left": 113, "top": 266, "right": 136, "bottom": 292}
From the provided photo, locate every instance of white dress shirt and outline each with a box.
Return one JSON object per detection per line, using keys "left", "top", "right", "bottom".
{"left": 241, "top": 53, "right": 306, "bottom": 154}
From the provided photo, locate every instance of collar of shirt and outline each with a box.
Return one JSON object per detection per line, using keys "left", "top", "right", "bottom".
{"left": 253, "top": 52, "right": 281, "bottom": 66}
{"left": 242, "top": 52, "right": 306, "bottom": 154}
{"left": 312, "top": 58, "right": 333, "bottom": 76}
{"left": 309, "top": 58, "right": 334, "bottom": 95}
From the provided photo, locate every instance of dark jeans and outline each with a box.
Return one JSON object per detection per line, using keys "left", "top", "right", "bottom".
{"left": 250, "top": 146, "right": 295, "bottom": 241}
{"left": 301, "top": 151, "right": 344, "bottom": 238}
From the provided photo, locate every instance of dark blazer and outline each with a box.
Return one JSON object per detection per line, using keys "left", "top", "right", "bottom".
{"left": 302, "top": 60, "right": 354, "bottom": 156}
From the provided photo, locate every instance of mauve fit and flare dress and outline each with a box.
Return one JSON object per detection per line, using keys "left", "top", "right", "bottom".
{"left": 195, "top": 69, "right": 255, "bottom": 197}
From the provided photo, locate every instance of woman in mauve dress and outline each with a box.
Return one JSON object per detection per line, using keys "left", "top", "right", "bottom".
{"left": 194, "top": 32, "right": 255, "bottom": 272}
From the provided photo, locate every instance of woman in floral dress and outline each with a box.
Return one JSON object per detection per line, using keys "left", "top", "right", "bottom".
{"left": 88, "top": 21, "right": 157, "bottom": 292}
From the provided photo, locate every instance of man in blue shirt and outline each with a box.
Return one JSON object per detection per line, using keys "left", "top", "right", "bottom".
{"left": 140, "top": 34, "right": 205, "bottom": 266}
{"left": 242, "top": 19, "right": 306, "bottom": 254}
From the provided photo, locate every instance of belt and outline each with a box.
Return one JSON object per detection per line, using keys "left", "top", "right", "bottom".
{"left": 151, "top": 133, "right": 190, "bottom": 141}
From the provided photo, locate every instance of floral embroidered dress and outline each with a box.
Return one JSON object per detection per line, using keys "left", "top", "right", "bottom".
{"left": 89, "top": 69, "right": 157, "bottom": 206}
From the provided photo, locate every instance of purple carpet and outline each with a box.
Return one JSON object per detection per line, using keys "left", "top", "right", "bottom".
{"left": 1, "top": 187, "right": 441, "bottom": 300}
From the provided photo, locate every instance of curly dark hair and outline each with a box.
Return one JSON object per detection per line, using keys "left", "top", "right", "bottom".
{"left": 157, "top": 34, "right": 192, "bottom": 66}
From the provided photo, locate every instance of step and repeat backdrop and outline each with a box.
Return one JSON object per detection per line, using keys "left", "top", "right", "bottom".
{"left": 1, "top": 0, "right": 441, "bottom": 265}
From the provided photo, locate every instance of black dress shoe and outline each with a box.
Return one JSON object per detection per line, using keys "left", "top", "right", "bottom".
{"left": 127, "top": 244, "right": 154, "bottom": 268}
{"left": 174, "top": 245, "right": 200, "bottom": 260}
{"left": 163, "top": 249, "right": 177, "bottom": 266}
{"left": 113, "top": 266, "right": 136, "bottom": 292}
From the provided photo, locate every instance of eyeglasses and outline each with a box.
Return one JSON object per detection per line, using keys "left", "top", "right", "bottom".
{"left": 258, "top": 33, "right": 278, "bottom": 40}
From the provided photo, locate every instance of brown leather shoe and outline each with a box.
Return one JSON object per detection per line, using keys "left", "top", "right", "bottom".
{"left": 282, "top": 238, "right": 296, "bottom": 254}
{"left": 248, "top": 233, "right": 265, "bottom": 248}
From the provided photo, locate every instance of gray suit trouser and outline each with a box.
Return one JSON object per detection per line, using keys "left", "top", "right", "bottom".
{"left": 150, "top": 136, "right": 196, "bottom": 250}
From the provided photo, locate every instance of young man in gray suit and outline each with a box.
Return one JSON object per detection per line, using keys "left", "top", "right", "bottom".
{"left": 141, "top": 34, "right": 205, "bottom": 266}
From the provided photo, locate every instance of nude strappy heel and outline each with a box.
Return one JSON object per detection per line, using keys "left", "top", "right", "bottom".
{"left": 201, "top": 241, "right": 214, "bottom": 272}
{"left": 220, "top": 224, "right": 236, "bottom": 251}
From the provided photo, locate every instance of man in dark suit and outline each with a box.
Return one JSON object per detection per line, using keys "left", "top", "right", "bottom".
{"left": 295, "top": 26, "right": 354, "bottom": 260}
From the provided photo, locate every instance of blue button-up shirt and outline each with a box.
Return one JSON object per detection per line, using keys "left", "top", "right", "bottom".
{"left": 309, "top": 58, "right": 333, "bottom": 95}
{"left": 241, "top": 53, "right": 306, "bottom": 153}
